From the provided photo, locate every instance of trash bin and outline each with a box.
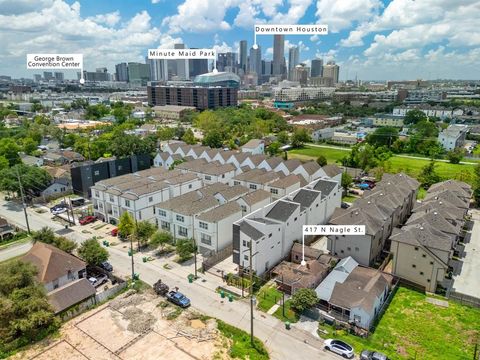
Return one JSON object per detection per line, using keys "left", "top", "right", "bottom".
{"left": 128, "top": 250, "right": 132, "bottom": 256}
{"left": 220, "top": 290, "right": 225, "bottom": 298}
{"left": 228, "top": 294, "right": 233, "bottom": 302}
{"left": 188, "top": 275, "right": 193, "bottom": 283}
{"left": 142, "top": 257, "right": 147, "bottom": 263}
{"left": 285, "top": 321, "right": 291, "bottom": 330}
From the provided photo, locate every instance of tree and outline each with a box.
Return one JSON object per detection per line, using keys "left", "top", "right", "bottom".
{"left": 419, "top": 160, "right": 442, "bottom": 189}
{"left": 0, "top": 260, "right": 59, "bottom": 356}
{"left": 149, "top": 231, "right": 172, "bottom": 250}
{"left": 78, "top": 238, "right": 109, "bottom": 266}
{"left": 31, "top": 227, "right": 76, "bottom": 253}
{"left": 202, "top": 130, "right": 224, "bottom": 148}
{"left": 0, "top": 164, "right": 52, "bottom": 196}
{"left": 182, "top": 128, "right": 196, "bottom": 144}
{"left": 267, "top": 141, "right": 281, "bottom": 156}
{"left": 404, "top": 109, "right": 427, "bottom": 125}
{"left": 316, "top": 155, "right": 327, "bottom": 166}
{"left": 446, "top": 148, "right": 464, "bottom": 164}
{"left": 118, "top": 212, "right": 135, "bottom": 239}
{"left": 290, "top": 128, "right": 311, "bottom": 148}
{"left": 366, "top": 126, "right": 399, "bottom": 147}
{"left": 22, "top": 137, "right": 39, "bottom": 155}
{"left": 290, "top": 288, "right": 319, "bottom": 313}
{"left": 0, "top": 138, "right": 21, "bottom": 166}
{"left": 176, "top": 239, "right": 196, "bottom": 262}
{"left": 341, "top": 172, "right": 353, "bottom": 191}
{"left": 135, "top": 220, "right": 156, "bottom": 247}
{"left": 277, "top": 131, "right": 289, "bottom": 144}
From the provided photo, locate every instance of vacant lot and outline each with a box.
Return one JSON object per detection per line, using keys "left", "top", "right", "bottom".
{"left": 289, "top": 145, "right": 477, "bottom": 185}
{"left": 318, "top": 287, "right": 480, "bottom": 359}
{"left": 13, "top": 289, "right": 259, "bottom": 360}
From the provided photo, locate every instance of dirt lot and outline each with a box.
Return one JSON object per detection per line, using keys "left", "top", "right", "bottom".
{"left": 14, "top": 289, "right": 232, "bottom": 360}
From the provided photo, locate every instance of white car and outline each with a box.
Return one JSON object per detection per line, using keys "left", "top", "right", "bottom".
{"left": 324, "top": 339, "right": 355, "bottom": 359}
{"left": 51, "top": 207, "right": 67, "bottom": 215}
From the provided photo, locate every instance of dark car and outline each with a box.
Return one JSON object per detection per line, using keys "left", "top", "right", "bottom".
{"left": 166, "top": 290, "right": 191, "bottom": 308}
{"left": 100, "top": 261, "right": 113, "bottom": 272}
{"left": 79, "top": 215, "right": 97, "bottom": 225}
{"left": 341, "top": 202, "right": 350, "bottom": 209}
{"left": 360, "top": 350, "right": 389, "bottom": 360}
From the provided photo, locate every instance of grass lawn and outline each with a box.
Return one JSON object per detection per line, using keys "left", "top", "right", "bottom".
{"left": 288, "top": 145, "right": 477, "bottom": 186}
{"left": 216, "top": 320, "right": 269, "bottom": 360}
{"left": 416, "top": 187, "right": 427, "bottom": 200}
{"left": 272, "top": 300, "right": 300, "bottom": 323}
{"left": 317, "top": 287, "right": 480, "bottom": 360}
{"left": 256, "top": 284, "right": 282, "bottom": 312}
{"left": 342, "top": 195, "right": 358, "bottom": 203}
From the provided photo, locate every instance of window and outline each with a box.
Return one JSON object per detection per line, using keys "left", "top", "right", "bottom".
{"left": 427, "top": 279, "right": 431, "bottom": 283}
{"left": 161, "top": 221, "right": 170, "bottom": 230}
{"left": 234, "top": 181, "right": 241, "bottom": 186}
{"left": 270, "top": 188, "right": 278, "bottom": 195}
{"left": 355, "top": 247, "right": 359, "bottom": 251}
{"left": 125, "top": 199, "right": 130, "bottom": 207}
{"left": 200, "top": 233, "right": 212, "bottom": 245}
{"left": 249, "top": 184, "right": 257, "bottom": 190}
{"left": 199, "top": 221, "right": 208, "bottom": 230}
{"left": 109, "top": 195, "right": 114, "bottom": 202}
{"left": 138, "top": 211, "right": 142, "bottom": 220}
{"left": 340, "top": 250, "right": 344, "bottom": 253}
{"left": 95, "top": 191, "right": 99, "bottom": 197}
{"left": 294, "top": 217, "right": 297, "bottom": 221}
{"left": 176, "top": 214, "right": 184, "bottom": 222}
{"left": 244, "top": 255, "right": 249, "bottom": 261}
{"left": 347, "top": 247, "right": 351, "bottom": 251}
{"left": 149, "top": 196, "right": 153, "bottom": 203}
{"left": 412, "top": 264, "right": 416, "bottom": 268}
{"left": 205, "top": 175, "right": 212, "bottom": 181}
{"left": 178, "top": 226, "right": 188, "bottom": 237}
{"left": 189, "top": 184, "right": 192, "bottom": 189}
{"left": 422, "top": 254, "right": 426, "bottom": 258}
{"left": 67, "top": 270, "right": 74, "bottom": 280}
{"left": 268, "top": 233, "right": 272, "bottom": 238}
{"left": 222, "top": 174, "right": 225, "bottom": 178}
{"left": 158, "top": 209, "right": 167, "bottom": 217}
{"left": 118, "top": 165, "right": 123, "bottom": 170}
{"left": 94, "top": 170, "right": 100, "bottom": 176}
{"left": 241, "top": 205, "right": 247, "bottom": 212}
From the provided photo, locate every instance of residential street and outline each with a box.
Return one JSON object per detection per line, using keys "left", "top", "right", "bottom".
{"left": 0, "top": 197, "right": 339, "bottom": 360}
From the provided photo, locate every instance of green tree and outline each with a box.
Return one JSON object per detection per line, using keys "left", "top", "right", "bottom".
{"left": 0, "top": 138, "right": 21, "bottom": 166}
{"left": 366, "top": 126, "right": 399, "bottom": 147}
{"left": 419, "top": 160, "right": 442, "bottom": 189}
{"left": 203, "top": 130, "right": 224, "bottom": 148}
{"left": 0, "top": 260, "right": 59, "bottom": 356}
{"left": 267, "top": 141, "right": 281, "bottom": 156}
{"left": 0, "top": 164, "right": 52, "bottom": 195}
{"left": 316, "top": 154, "right": 327, "bottom": 166}
{"left": 290, "top": 288, "right": 319, "bottom": 313}
{"left": 290, "top": 128, "right": 311, "bottom": 148}
{"left": 78, "top": 238, "right": 109, "bottom": 266}
{"left": 118, "top": 212, "right": 135, "bottom": 239}
{"left": 404, "top": 109, "right": 427, "bottom": 125}
{"left": 176, "top": 239, "right": 197, "bottom": 262}
{"left": 446, "top": 148, "right": 465, "bottom": 164}
{"left": 157, "top": 127, "right": 175, "bottom": 141}
{"left": 277, "top": 131, "right": 289, "bottom": 144}
{"left": 31, "top": 227, "right": 76, "bottom": 253}
{"left": 149, "top": 231, "right": 172, "bottom": 250}
{"left": 181, "top": 128, "right": 196, "bottom": 145}
{"left": 135, "top": 220, "right": 156, "bottom": 247}
{"left": 341, "top": 172, "right": 353, "bottom": 191}
{"left": 22, "top": 137, "right": 39, "bottom": 155}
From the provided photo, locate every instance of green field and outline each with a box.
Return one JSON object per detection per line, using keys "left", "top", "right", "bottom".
{"left": 318, "top": 287, "right": 480, "bottom": 360}
{"left": 289, "top": 145, "right": 477, "bottom": 185}
{"left": 256, "top": 284, "right": 282, "bottom": 312}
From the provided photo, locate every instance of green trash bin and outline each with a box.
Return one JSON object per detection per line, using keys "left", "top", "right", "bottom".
{"left": 228, "top": 294, "right": 233, "bottom": 302}
{"left": 285, "top": 321, "right": 291, "bottom": 330}
{"left": 188, "top": 275, "right": 193, "bottom": 283}
{"left": 220, "top": 290, "right": 225, "bottom": 298}
{"left": 142, "top": 257, "right": 147, "bottom": 263}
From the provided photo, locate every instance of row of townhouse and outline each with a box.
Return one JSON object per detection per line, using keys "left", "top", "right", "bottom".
{"left": 155, "top": 141, "right": 332, "bottom": 185}
{"left": 154, "top": 182, "right": 272, "bottom": 255}
{"left": 233, "top": 177, "right": 342, "bottom": 275}
{"left": 91, "top": 167, "right": 202, "bottom": 225}
{"left": 327, "top": 173, "right": 420, "bottom": 267}
{"left": 389, "top": 180, "right": 472, "bottom": 293}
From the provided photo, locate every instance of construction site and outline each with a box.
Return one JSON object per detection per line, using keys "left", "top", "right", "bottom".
{"left": 14, "top": 289, "right": 234, "bottom": 360}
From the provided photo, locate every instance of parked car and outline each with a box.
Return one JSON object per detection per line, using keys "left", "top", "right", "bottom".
{"left": 79, "top": 215, "right": 97, "bottom": 225}
{"left": 341, "top": 202, "right": 350, "bottom": 209}
{"left": 324, "top": 339, "right": 354, "bottom": 359}
{"left": 166, "top": 290, "right": 190, "bottom": 308}
{"left": 50, "top": 203, "right": 67, "bottom": 214}
{"left": 88, "top": 275, "right": 108, "bottom": 287}
{"left": 111, "top": 228, "right": 119, "bottom": 236}
{"left": 100, "top": 261, "right": 113, "bottom": 272}
{"left": 360, "top": 350, "right": 389, "bottom": 360}
{"left": 70, "top": 197, "right": 85, "bottom": 207}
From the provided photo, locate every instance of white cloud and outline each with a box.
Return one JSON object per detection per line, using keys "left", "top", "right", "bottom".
{"left": 315, "top": 0, "right": 382, "bottom": 33}
{"left": 89, "top": 11, "right": 121, "bottom": 27}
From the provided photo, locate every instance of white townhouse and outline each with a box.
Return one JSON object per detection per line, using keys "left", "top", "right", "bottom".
{"left": 265, "top": 174, "right": 302, "bottom": 200}
{"left": 241, "top": 139, "right": 265, "bottom": 155}
{"left": 257, "top": 157, "right": 284, "bottom": 172}
{"left": 231, "top": 169, "right": 282, "bottom": 191}
{"left": 176, "top": 158, "right": 237, "bottom": 184}
{"left": 153, "top": 152, "right": 182, "bottom": 169}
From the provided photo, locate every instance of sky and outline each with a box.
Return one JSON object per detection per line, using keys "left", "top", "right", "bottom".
{"left": 1, "top": 0, "right": 480, "bottom": 81}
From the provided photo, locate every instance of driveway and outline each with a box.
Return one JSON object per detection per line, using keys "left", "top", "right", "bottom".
{"left": 452, "top": 209, "right": 480, "bottom": 298}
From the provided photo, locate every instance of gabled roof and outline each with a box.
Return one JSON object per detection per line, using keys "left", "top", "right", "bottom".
{"left": 389, "top": 222, "right": 454, "bottom": 253}
{"left": 22, "top": 242, "right": 86, "bottom": 284}
{"left": 269, "top": 174, "right": 301, "bottom": 189}
{"left": 282, "top": 159, "right": 303, "bottom": 172}
{"left": 242, "top": 139, "right": 264, "bottom": 149}
{"left": 239, "top": 220, "right": 264, "bottom": 240}
{"left": 266, "top": 200, "right": 299, "bottom": 222}
{"left": 292, "top": 189, "right": 321, "bottom": 209}
{"left": 322, "top": 164, "right": 343, "bottom": 177}
{"left": 47, "top": 278, "right": 96, "bottom": 314}
{"left": 197, "top": 202, "right": 242, "bottom": 223}
{"left": 301, "top": 161, "right": 322, "bottom": 175}
{"left": 329, "top": 207, "right": 384, "bottom": 235}
{"left": 239, "top": 189, "right": 271, "bottom": 206}
{"left": 312, "top": 179, "right": 338, "bottom": 197}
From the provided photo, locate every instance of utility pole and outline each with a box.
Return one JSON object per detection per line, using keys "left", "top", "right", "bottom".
{"left": 129, "top": 234, "right": 135, "bottom": 283}
{"left": 64, "top": 196, "right": 71, "bottom": 225}
{"left": 282, "top": 274, "right": 285, "bottom": 317}
{"left": 194, "top": 243, "right": 198, "bottom": 279}
{"left": 16, "top": 167, "right": 31, "bottom": 234}
{"left": 249, "top": 239, "right": 254, "bottom": 347}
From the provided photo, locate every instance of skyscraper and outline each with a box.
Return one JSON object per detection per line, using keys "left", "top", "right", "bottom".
{"left": 188, "top": 48, "right": 209, "bottom": 78}
{"left": 288, "top": 46, "right": 299, "bottom": 80}
{"left": 127, "top": 62, "right": 150, "bottom": 85}
{"left": 147, "top": 59, "right": 167, "bottom": 81}
{"left": 174, "top": 43, "right": 189, "bottom": 80}
{"left": 217, "top": 52, "right": 238, "bottom": 72}
{"left": 54, "top": 72, "right": 64, "bottom": 82}
{"left": 249, "top": 45, "right": 262, "bottom": 75}
{"left": 239, "top": 40, "right": 247, "bottom": 73}
{"left": 43, "top": 71, "right": 53, "bottom": 81}
{"left": 115, "top": 62, "right": 129, "bottom": 82}
{"left": 311, "top": 59, "right": 323, "bottom": 78}
{"left": 323, "top": 61, "right": 340, "bottom": 84}
{"left": 273, "top": 35, "right": 285, "bottom": 77}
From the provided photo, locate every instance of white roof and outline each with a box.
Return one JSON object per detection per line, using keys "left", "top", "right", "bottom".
{"left": 315, "top": 256, "right": 358, "bottom": 301}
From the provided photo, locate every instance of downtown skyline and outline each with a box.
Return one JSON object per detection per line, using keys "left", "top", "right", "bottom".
{"left": 0, "top": 0, "right": 479, "bottom": 80}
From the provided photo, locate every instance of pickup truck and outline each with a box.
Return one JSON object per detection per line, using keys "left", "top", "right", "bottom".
{"left": 166, "top": 290, "right": 190, "bottom": 308}
{"left": 88, "top": 275, "right": 108, "bottom": 287}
